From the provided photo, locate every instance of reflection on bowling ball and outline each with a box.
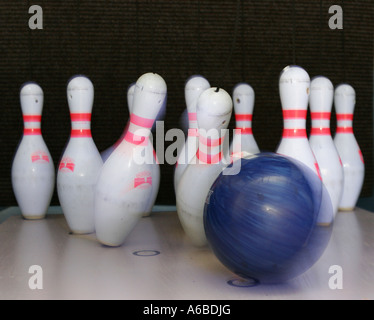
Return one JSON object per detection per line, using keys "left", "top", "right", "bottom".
{"left": 203, "top": 152, "right": 334, "bottom": 284}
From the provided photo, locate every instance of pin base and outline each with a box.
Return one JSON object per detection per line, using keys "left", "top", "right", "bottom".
{"left": 69, "top": 229, "right": 95, "bottom": 235}
{"left": 22, "top": 214, "right": 46, "bottom": 220}
{"left": 338, "top": 207, "right": 356, "bottom": 212}
{"left": 98, "top": 240, "right": 123, "bottom": 248}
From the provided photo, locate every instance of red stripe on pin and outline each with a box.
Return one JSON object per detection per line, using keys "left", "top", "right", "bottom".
{"left": 71, "top": 129, "right": 92, "bottom": 138}
{"left": 130, "top": 114, "right": 154, "bottom": 128}
{"left": 283, "top": 110, "right": 307, "bottom": 119}
{"left": 70, "top": 113, "right": 92, "bottom": 121}
{"left": 199, "top": 135, "right": 222, "bottom": 147}
{"left": 188, "top": 113, "right": 197, "bottom": 121}
{"left": 23, "top": 115, "right": 42, "bottom": 122}
{"left": 24, "top": 128, "right": 41, "bottom": 135}
{"left": 282, "top": 128, "right": 307, "bottom": 138}
{"left": 336, "top": 127, "right": 353, "bottom": 134}
{"left": 188, "top": 128, "right": 199, "bottom": 137}
{"left": 235, "top": 114, "right": 252, "bottom": 121}
{"left": 310, "top": 112, "right": 331, "bottom": 120}
{"left": 235, "top": 128, "right": 253, "bottom": 135}
{"left": 310, "top": 127, "right": 331, "bottom": 135}
{"left": 336, "top": 113, "right": 353, "bottom": 121}
{"left": 124, "top": 131, "right": 148, "bottom": 146}
{"left": 196, "top": 149, "right": 222, "bottom": 164}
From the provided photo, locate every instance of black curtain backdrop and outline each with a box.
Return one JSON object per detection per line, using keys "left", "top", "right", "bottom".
{"left": 1, "top": 1, "right": 373, "bottom": 206}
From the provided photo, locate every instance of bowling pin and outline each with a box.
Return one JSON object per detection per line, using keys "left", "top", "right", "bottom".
{"left": 100, "top": 83, "right": 135, "bottom": 162}
{"left": 229, "top": 83, "right": 260, "bottom": 159}
{"left": 11, "top": 82, "right": 55, "bottom": 220}
{"left": 276, "top": 65, "right": 321, "bottom": 179}
{"left": 101, "top": 82, "right": 160, "bottom": 216}
{"left": 308, "top": 76, "right": 344, "bottom": 216}
{"left": 176, "top": 87, "right": 233, "bottom": 247}
{"left": 94, "top": 72, "right": 167, "bottom": 247}
{"left": 174, "top": 75, "right": 210, "bottom": 192}
{"left": 133, "top": 83, "right": 162, "bottom": 217}
{"left": 333, "top": 84, "right": 365, "bottom": 211}
{"left": 57, "top": 75, "right": 103, "bottom": 234}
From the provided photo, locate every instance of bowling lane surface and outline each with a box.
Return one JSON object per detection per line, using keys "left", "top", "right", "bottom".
{"left": 0, "top": 206, "right": 373, "bottom": 300}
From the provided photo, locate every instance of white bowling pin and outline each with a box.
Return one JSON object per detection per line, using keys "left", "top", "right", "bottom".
{"left": 57, "top": 75, "right": 103, "bottom": 234}
{"left": 133, "top": 83, "right": 162, "bottom": 217}
{"left": 333, "top": 84, "right": 365, "bottom": 211}
{"left": 176, "top": 87, "right": 233, "bottom": 247}
{"left": 229, "top": 82, "right": 260, "bottom": 159}
{"left": 174, "top": 75, "right": 210, "bottom": 192}
{"left": 100, "top": 82, "right": 160, "bottom": 217}
{"left": 276, "top": 65, "right": 321, "bottom": 179}
{"left": 11, "top": 82, "right": 55, "bottom": 220}
{"left": 309, "top": 76, "right": 344, "bottom": 217}
{"left": 94, "top": 72, "right": 167, "bottom": 247}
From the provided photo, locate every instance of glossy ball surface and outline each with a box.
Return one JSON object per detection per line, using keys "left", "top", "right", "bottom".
{"left": 204, "top": 153, "right": 333, "bottom": 284}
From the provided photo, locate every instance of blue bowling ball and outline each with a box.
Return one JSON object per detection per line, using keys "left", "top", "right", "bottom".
{"left": 203, "top": 152, "right": 333, "bottom": 284}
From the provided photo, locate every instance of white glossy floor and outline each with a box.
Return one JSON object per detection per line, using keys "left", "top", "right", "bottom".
{"left": 0, "top": 206, "right": 373, "bottom": 300}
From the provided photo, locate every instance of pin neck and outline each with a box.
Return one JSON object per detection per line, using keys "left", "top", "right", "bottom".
{"left": 282, "top": 109, "right": 307, "bottom": 137}
{"left": 70, "top": 113, "right": 92, "bottom": 138}
{"left": 310, "top": 112, "right": 331, "bottom": 135}
{"left": 123, "top": 113, "right": 155, "bottom": 146}
{"left": 336, "top": 113, "right": 354, "bottom": 133}
{"left": 23, "top": 114, "right": 42, "bottom": 135}
{"left": 235, "top": 114, "right": 253, "bottom": 134}
{"left": 196, "top": 130, "right": 225, "bottom": 164}
{"left": 188, "top": 112, "right": 198, "bottom": 129}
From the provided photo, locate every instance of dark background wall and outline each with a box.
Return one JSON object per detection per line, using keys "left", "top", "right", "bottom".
{"left": 1, "top": 1, "right": 373, "bottom": 206}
